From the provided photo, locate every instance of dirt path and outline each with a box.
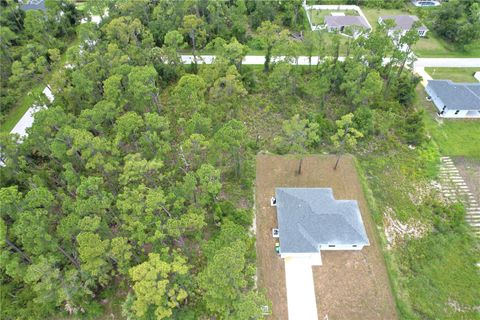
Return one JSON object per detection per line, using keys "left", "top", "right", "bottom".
{"left": 255, "top": 154, "right": 397, "bottom": 320}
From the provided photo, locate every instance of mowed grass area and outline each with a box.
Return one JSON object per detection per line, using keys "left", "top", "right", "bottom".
{"left": 424, "top": 67, "right": 479, "bottom": 82}
{"left": 361, "top": 7, "right": 410, "bottom": 30}
{"left": 1, "top": 85, "right": 44, "bottom": 133}
{"left": 415, "top": 86, "right": 480, "bottom": 160}
{"left": 1, "top": 36, "right": 80, "bottom": 134}
{"left": 413, "top": 35, "right": 480, "bottom": 58}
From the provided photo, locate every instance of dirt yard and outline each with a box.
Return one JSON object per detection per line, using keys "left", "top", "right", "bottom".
{"left": 255, "top": 154, "right": 398, "bottom": 320}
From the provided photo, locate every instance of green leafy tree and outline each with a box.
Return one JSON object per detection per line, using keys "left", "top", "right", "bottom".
{"left": 128, "top": 252, "right": 189, "bottom": 319}
{"left": 275, "top": 114, "right": 320, "bottom": 154}
{"left": 212, "top": 120, "right": 250, "bottom": 178}
{"left": 172, "top": 74, "right": 206, "bottom": 116}
{"left": 182, "top": 14, "right": 206, "bottom": 60}
{"left": 330, "top": 113, "right": 364, "bottom": 170}
{"left": 255, "top": 21, "right": 287, "bottom": 72}
{"left": 198, "top": 241, "right": 248, "bottom": 317}
{"left": 127, "top": 65, "right": 159, "bottom": 112}
{"left": 76, "top": 232, "right": 111, "bottom": 284}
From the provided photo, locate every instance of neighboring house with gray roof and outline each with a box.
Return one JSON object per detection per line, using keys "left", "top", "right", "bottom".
{"left": 19, "top": 0, "right": 45, "bottom": 11}
{"left": 324, "top": 15, "right": 371, "bottom": 38}
{"left": 379, "top": 15, "right": 428, "bottom": 37}
{"left": 274, "top": 188, "right": 369, "bottom": 260}
{"left": 425, "top": 80, "right": 480, "bottom": 118}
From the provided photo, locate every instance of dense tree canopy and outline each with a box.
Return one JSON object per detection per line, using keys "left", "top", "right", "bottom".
{"left": 0, "top": 1, "right": 449, "bottom": 319}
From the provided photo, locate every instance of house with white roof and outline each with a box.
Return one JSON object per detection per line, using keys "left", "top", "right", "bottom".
{"left": 425, "top": 80, "right": 480, "bottom": 118}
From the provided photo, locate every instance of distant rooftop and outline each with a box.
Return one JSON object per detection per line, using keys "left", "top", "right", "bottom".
{"left": 275, "top": 188, "right": 369, "bottom": 254}
{"left": 427, "top": 80, "right": 480, "bottom": 110}
{"left": 19, "top": 0, "right": 45, "bottom": 11}
{"left": 324, "top": 15, "right": 370, "bottom": 29}
{"left": 380, "top": 15, "right": 427, "bottom": 31}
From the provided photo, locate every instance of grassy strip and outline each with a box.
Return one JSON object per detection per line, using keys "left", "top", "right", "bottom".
{"left": 413, "top": 36, "right": 480, "bottom": 58}
{"left": 358, "top": 142, "right": 480, "bottom": 319}
{"left": 354, "top": 158, "right": 413, "bottom": 318}
{"left": 424, "top": 67, "right": 478, "bottom": 82}
{"left": 1, "top": 85, "right": 44, "bottom": 133}
{"left": 1, "top": 37, "right": 80, "bottom": 134}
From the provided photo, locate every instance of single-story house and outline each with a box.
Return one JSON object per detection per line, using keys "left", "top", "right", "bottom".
{"left": 274, "top": 188, "right": 369, "bottom": 263}
{"left": 324, "top": 15, "right": 371, "bottom": 37}
{"left": 19, "top": 0, "right": 45, "bottom": 11}
{"left": 379, "top": 15, "right": 428, "bottom": 37}
{"left": 425, "top": 80, "right": 480, "bottom": 118}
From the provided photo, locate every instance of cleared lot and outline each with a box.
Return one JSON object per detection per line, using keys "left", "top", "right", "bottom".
{"left": 255, "top": 154, "right": 397, "bottom": 319}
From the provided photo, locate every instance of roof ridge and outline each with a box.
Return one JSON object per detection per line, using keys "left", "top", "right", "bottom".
{"left": 297, "top": 223, "right": 320, "bottom": 251}
{"left": 465, "top": 85, "right": 480, "bottom": 99}
{"left": 288, "top": 190, "right": 367, "bottom": 243}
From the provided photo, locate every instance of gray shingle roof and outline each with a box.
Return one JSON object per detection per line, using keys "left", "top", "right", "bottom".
{"left": 381, "top": 15, "right": 427, "bottom": 31}
{"left": 427, "top": 80, "right": 480, "bottom": 110}
{"left": 275, "top": 188, "right": 369, "bottom": 254}
{"left": 324, "top": 16, "right": 370, "bottom": 29}
{"left": 20, "top": 0, "right": 45, "bottom": 11}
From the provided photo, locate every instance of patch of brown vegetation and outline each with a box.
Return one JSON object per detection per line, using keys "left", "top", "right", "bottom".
{"left": 255, "top": 154, "right": 397, "bottom": 320}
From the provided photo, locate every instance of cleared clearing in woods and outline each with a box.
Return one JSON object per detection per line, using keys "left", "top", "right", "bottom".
{"left": 255, "top": 154, "right": 397, "bottom": 320}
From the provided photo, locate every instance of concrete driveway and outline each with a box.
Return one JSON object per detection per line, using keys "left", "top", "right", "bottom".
{"left": 284, "top": 257, "right": 319, "bottom": 320}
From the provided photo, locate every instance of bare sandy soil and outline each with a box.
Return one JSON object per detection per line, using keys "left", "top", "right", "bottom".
{"left": 255, "top": 154, "right": 397, "bottom": 320}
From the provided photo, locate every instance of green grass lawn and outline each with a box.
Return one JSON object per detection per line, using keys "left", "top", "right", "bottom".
{"left": 1, "top": 37, "right": 80, "bottom": 134}
{"left": 413, "top": 34, "right": 480, "bottom": 58}
{"left": 361, "top": 6, "right": 480, "bottom": 58}
{"left": 308, "top": 9, "right": 358, "bottom": 25}
{"left": 361, "top": 7, "right": 412, "bottom": 30}
{"left": 425, "top": 67, "right": 479, "bottom": 82}
{"left": 1, "top": 85, "right": 44, "bottom": 133}
{"left": 416, "top": 86, "right": 480, "bottom": 159}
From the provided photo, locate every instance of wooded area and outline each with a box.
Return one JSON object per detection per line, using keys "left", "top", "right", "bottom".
{"left": 1, "top": 0, "right": 479, "bottom": 319}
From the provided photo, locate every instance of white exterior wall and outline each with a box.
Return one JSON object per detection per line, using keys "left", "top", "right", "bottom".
{"left": 320, "top": 244, "right": 365, "bottom": 250}
{"left": 425, "top": 84, "right": 480, "bottom": 118}
{"left": 442, "top": 109, "right": 480, "bottom": 118}
{"left": 425, "top": 84, "right": 444, "bottom": 112}
{"left": 475, "top": 72, "right": 480, "bottom": 82}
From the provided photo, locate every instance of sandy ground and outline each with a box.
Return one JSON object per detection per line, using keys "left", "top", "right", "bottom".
{"left": 255, "top": 154, "right": 397, "bottom": 320}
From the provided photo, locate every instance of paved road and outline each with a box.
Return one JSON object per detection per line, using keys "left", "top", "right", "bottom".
{"left": 181, "top": 55, "right": 480, "bottom": 67}
{"left": 413, "top": 58, "right": 480, "bottom": 68}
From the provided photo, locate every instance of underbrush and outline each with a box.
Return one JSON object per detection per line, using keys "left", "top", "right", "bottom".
{"left": 359, "top": 142, "right": 480, "bottom": 319}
